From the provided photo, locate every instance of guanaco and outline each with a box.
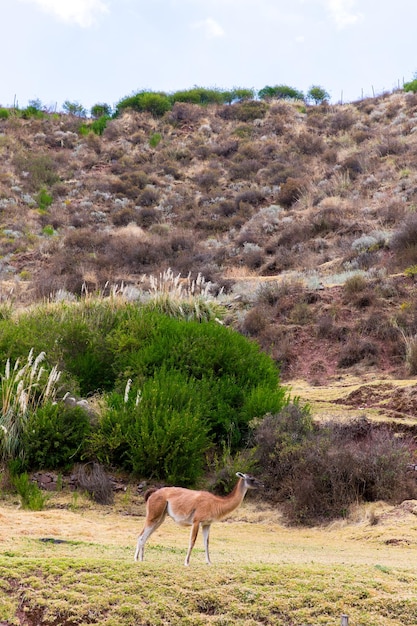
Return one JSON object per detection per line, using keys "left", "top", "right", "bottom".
{"left": 134, "top": 472, "right": 263, "bottom": 565}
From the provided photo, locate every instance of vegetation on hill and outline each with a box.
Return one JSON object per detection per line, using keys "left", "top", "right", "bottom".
{"left": 1, "top": 83, "right": 417, "bottom": 520}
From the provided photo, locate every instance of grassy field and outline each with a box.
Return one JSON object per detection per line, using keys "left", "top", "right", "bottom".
{"left": 1, "top": 491, "right": 417, "bottom": 625}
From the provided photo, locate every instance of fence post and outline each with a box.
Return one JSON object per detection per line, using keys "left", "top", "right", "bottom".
{"left": 341, "top": 615, "right": 349, "bottom": 626}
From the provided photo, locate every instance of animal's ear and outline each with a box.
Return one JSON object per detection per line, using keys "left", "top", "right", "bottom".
{"left": 236, "top": 472, "right": 245, "bottom": 479}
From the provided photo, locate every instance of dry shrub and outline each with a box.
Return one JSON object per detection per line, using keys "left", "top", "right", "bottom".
{"left": 211, "top": 140, "right": 239, "bottom": 158}
{"left": 112, "top": 206, "right": 138, "bottom": 226}
{"left": 76, "top": 462, "right": 114, "bottom": 505}
{"left": 379, "top": 200, "right": 407, "bottom": 226}
{"left": 234, "top": 188, "right": 265, "bottom": 208}
{"left": 240, "top": 306, "right": 269, "bottom": 336}
{"left": 343, "top": 274, "right": 368, "bottom": 298}
{"left": 377, "top": 136, "right": 405, "bottom": 157}
{"left": 340, "top": 154, "right": 364, "bottom": 179}
{"left": 311, "top": 206, "right": 343, "bottom": 235}
{"left": 138, "top": 187, "right": 159, "bottom": 207}
{"left": 391, "top": 215, "right": 417, "bottom": 267}
{"left": 194, "top": 169, "right": 220, "bottom": 191}
{"left": 229, "top": 159, "right": 261, "bottom": 181}
{"left": 329, "top": 109, "right": 356, "bottom": 133}
{"left": 292, "top": 131, "right": 324, "bottom": 155}
{"left": 277, "top": 177, "right": 306, "bottom": 208}
{"left": 168, "top": 102, "right": 205, "bottom": 124}
{"left": 217, "top": 101, "right": 268, "bottom": 122}
{"left": 337, "top": 336, "right": 379, "bottom": 368}
{"left": 255, "top": 411, "right": 417, "bottom": 524}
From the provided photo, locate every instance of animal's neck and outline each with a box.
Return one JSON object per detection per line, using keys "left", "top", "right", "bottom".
{"left": 220, "top": 478, "right": 247, "bottom": 512}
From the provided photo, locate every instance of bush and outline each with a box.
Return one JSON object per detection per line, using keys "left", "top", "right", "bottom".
{"left": 12, "top": 473, "right": 48, "bottom": 510}
{"left": 76, "top": 462, "right": 114, "bottom": 504}
{"left": 107, "top": 308, "right": 288, "bottom": 446}
{"left": 307, "top": 85, "right": 330, "bottom": 104}
{"left": 255, "top": 413, "right": 417, "bottom": 524}
{"left": 258, "top": 85, "right": 304, "bottom": 101}
{"left": 404, "top": 79, "right": 417, "bottom": 94}
{"left": 116, "top": 91, "right": 171, "bottom": 117}
{"left": 390, "top": 215, "right": 417, "bottom": 267}
{"left": 23, "top": 403, "right": 91, "bottom": 471}
{"left": 90, "top": 371, "right": 210, "bottom": 485}
{"left": 277, "top": 177, "right": 305, "bottom": 208}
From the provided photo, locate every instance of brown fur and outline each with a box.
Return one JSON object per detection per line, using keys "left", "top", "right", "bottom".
{"left": 134, "top": 473, "right": 263, "bottom": 565}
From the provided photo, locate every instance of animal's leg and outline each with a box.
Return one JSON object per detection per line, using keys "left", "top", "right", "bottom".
{"left": 201, "top": 524, "right": 211, "bottom": 565}
{"left": 134, "top": 515, "right": 165, "bottom": 562}
{"left": 184, "top": 521, "right": 200, "bottom": 566}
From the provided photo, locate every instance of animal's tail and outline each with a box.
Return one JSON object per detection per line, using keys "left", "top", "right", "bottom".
{"left": 144, "top": 486, "right": 159, "bottom": 502}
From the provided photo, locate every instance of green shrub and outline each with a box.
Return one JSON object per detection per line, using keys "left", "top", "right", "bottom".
{"left": 0, "top": 108, "right": 10, "bottom": 119}
{"left": 36, "top": 188, "right": 53, "bottom": 212}
{"left": 23, "top": 403, "right": 91, "bottom": 471}
{"left": 90, "top": 115, "right": 110, "bottom": 135}
{"left": 90, "top": 103, "right": 112, "bottom": 118}
{"left": 91, "top": 371, "right": 210, "bottom": 484}
{"left": 307, "top": 85, "right": 330, "bottom": 104}
{"left": 108, "top": 308, "right": 288, "bottom": 446}
{"left": 258, "top": 85, "right": 304, "bottom": 101}
{"left": 149, "top": 132, "right": 162, "bottom": 148}
{"left": 116, "top": 91, "right": 171, "bottom": 117}
{"left": 62, "top": 100, "right": 86, "bottom": 117}
{"left": 12, "top": 473, "right": 48, "bottom": 510}
{"left": 0, "top": 351, "right": 62, "bottom": 463}
{"left": 404, "top": 79, "right": 417, "bottom": 94}
{"left": 170, "top": 87, "right": 225, "bottom": 105}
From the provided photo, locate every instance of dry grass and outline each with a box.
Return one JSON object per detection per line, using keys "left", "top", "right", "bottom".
{"left": 0, "top": 492, "right": 417, "bottom": 624}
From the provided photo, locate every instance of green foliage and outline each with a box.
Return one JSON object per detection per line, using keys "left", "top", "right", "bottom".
{"left": 42, "top": 225, "right": 55, "bottom": 236}
{"left": 404, "top": 265, "right": 417, "bottom": 279}
{"left": 170, "top": 87, "right": 226, "bottom": 105}
{"left": 91, "top": 371, "right": 210, "bottom": 484}
{"left": 62, "top": 100, "right": 87, "bottom": 117}
{"left": 108, "top": 308, "right": 287, "bottom": 446}
{"left": 90, "top": 102, "right": 112, "bottom": 118}
{"left": 0, "top": 300, "right": 288, "bottom": 482}
{"left": 12, "top": 472, "right": 48, "bottom": 510}
{"left": 23, "top": 403, "right": 91, "bottom": 471}
{"left": 90, "top": 115, "right": 110, "bottom": 135}
{"left": 258, "top": 84, "right": 305, "bottom": 101}
{"left": 0, "top": 350, "right": 62, "bottom": 463}
{"left": 116, "top": 91, "right": 172, "bottom": 117}
{"left": 404, "top": 79, "right": 417, "bottom": 93}
{"left": 149, "top": 132, "right": 162, "bottom": 148}
{"left": 307, "top": 85, "right": 330, "bottom": 104}
{"left": 36, "top": 188, "right": 53, "bottom": 212}
{"left": 0, "top": 108, "right": 9, "bottom": 119}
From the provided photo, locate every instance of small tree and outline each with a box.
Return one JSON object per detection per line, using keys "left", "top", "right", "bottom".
{"left": 258, "top": 84, "right": 304, "bottom": 101}
{"left": 404, "top": 78, "right": 417, "bottom": 94}
{"left": 62, "top": 100, "right": 87, "bottom": 117}
{"left": 307, "top": 85, "right": 330, "bottom": 105}
{"left": 90, "top": 102, "right": 112, "bottom": 118}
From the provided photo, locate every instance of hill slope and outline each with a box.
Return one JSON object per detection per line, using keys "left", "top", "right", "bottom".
{"left": 1, "top": 91, "right": 417, "bottom": 422}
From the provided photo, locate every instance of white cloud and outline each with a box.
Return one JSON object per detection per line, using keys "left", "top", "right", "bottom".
{"left": 192, "top": 17, "right": 225, "bottom": 39}
{"left": 19, "top": 0, "right": 109, "bottom": 28}
{"left": 323, "top": 0, "right": 362, "bottom": 28}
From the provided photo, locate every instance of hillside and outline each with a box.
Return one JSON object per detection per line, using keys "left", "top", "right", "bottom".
{"left": 1, "top": 91, "right": 417, "bottom": 423}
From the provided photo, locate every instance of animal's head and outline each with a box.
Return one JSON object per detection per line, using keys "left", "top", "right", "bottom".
{"left": 236, "top": 472, "right": 263, "bottom": 489}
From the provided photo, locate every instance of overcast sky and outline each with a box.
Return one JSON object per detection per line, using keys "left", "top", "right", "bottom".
{"left": 1, "top": 0, "right": 416, "bottom": 113}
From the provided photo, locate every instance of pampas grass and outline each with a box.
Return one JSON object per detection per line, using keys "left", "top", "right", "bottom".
{"left": 0, "top": 349, "right": 62, "bottom": 461}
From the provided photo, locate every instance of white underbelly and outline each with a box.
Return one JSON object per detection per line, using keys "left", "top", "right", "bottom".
{"left": 167, "top": 502, "right": 195, "bottom": 526}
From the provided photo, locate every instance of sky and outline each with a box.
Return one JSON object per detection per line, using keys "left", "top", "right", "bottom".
{"left": 1, "top": 0, "right": 416, "bottom": 113}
